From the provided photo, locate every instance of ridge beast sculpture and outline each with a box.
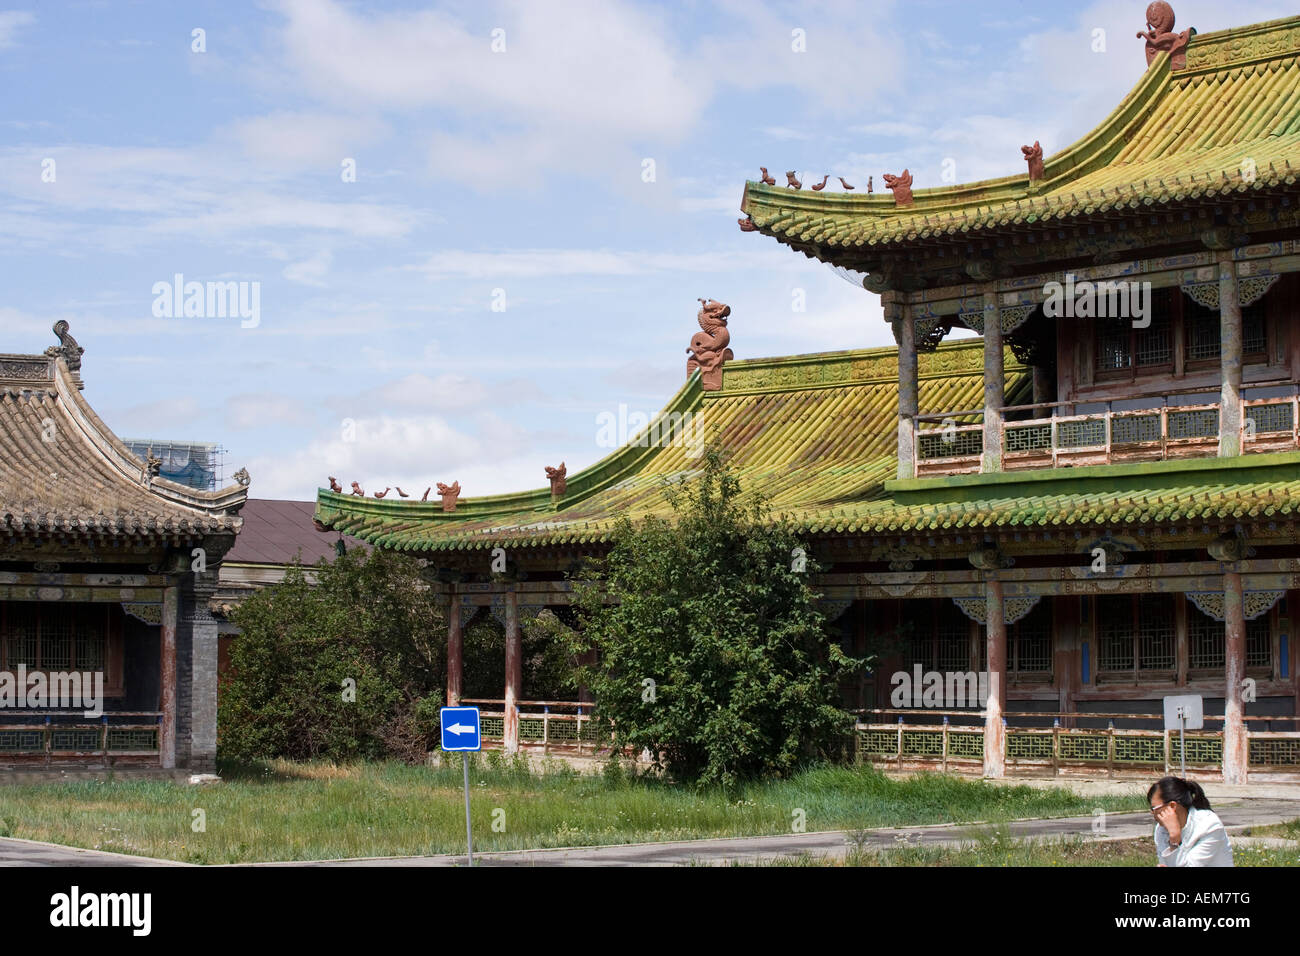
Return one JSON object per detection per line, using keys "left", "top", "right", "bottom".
{"left": 1021, "top": 141, "right": 1045, "bottom": 181}
{"left": 436, "top": 480, "right": 461, "bottom": 512}
{"left": 1137, "top": 1, "right": 1193, "bottom": 70}
{"left": 546, "top": 462, "right": 567, "bottom": 497}
{"left": 883, "top": 169, "right": 913, "bottom": 207}
{"left": 686, "top": 298, "right": 734, "bottom": 392}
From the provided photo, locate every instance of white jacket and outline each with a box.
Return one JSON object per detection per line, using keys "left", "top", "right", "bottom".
{"left": 1154, "top": 806, "right": 1234, "bottom": 867}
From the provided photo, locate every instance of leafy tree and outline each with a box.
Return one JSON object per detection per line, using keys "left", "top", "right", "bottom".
{"left": 566, "top": 448, "right": 863, "bottom": 788}
{"left": 221, "top": 548, "right": 445, "bottom": 763}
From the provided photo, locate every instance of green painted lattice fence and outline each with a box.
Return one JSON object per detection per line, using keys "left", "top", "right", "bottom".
{"left": 856, "top": 720, "right": 1297, "bottom": 773}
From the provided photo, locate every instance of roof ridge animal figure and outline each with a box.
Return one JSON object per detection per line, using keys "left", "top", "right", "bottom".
{"left": 883, "top": 169, "right": 913, "bottom": 206}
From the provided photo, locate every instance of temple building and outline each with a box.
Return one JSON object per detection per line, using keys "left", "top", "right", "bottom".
{"left": 316, "top": 7, "right": 1300, "bottom": 781}
{"left": 0, "top": 323, "right": 248, "bottom": 775}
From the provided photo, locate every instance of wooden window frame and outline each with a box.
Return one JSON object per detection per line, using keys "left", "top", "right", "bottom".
{"left": 1094, "top": 593, "right": 1177, "bottom": 683}
{"left": 1093, "top": 289, "right": 1177, "bottom": 383}
{"left": 1186, "top": 602, "right": 1275, "bottom": 681}
{"left": 0, "top": 602, "right": 124, "bottom": 698}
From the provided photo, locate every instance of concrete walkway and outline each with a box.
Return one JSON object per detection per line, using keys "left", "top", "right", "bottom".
{"left": 266, "top": 797, "right": 1300, "bottom": 867}
{"left": 2, "top": 798, "right": 1295, "bottom": 868}
{"left": 0, "top": 835, "right": 184, "bottom": 867}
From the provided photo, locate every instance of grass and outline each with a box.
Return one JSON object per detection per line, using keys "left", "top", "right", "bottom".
{"left": 1237, "top": 818, "right": 1300, "bottom": 840}
{"left": 731, "top": 831, "right": 1300, "bottom": 867}
{"left": 0, "top": 756, "right": 1142, "bottom": 864}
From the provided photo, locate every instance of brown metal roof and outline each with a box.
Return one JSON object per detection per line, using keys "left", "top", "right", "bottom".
{"left": 224, "top": 499, "right": 364, "bottom": 565}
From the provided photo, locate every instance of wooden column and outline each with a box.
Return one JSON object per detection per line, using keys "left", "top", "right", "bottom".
{"left": 983, "top": 578, "right": 1007, "bottom": 778}
{"left": 1223, "top": 571, "right": 1248, "bottom": 784}
{"left": 446, "top": 585, "right": 462, "bottom": 707}
{"left": 896, "top": 299, "right": 918, "bottom": 480}
{"left": 981, "top": 289, "right": 1004, "bottom": 473}
{"left": 160, "top": 585, "right": 178, "bottom": 770}
{"left": 1053, "top": 597, "right": 1075, "bottom": 727}
{"left": 503, "top": 587, "right": 521, "bottom": 754}
{"left": 1032, "top": 365, "right": 1051, "bottom": 407}
{"left": 577, "top": 649, "right": 596, "bottom": 704}
{"left": 1218, "top": 251, "right": 1243, "bottom": 457}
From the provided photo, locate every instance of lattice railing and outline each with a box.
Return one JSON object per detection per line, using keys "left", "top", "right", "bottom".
{"left": 472, "top": 706, "right": 607, "bottom": 752}
{"left": 0, "top": 720, "right": 160, "bottom": 758}
{"left": 856, "top": 714, "right": 1300, "bottom": 773}
{"left": 913, "top": 394, "right": 1300, "bottom": 477}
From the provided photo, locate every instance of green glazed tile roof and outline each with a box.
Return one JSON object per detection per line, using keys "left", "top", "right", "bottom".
{"left": 313, "top": 335, "right": 1300, "bottom": 553}
{"left": 740, "top": 15, "right": 1300, "bottom": 251}
{"left": 315, "top": 340, "right": 1031, "bottom": 551}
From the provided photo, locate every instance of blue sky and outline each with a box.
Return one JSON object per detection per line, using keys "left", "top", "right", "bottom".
{"left": 2, "top": 0, "right": 1292, "bottom": 500}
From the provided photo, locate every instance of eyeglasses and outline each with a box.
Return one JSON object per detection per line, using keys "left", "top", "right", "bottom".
{"left": 1150, "top": 800, "right": 1176, "bottom": 815}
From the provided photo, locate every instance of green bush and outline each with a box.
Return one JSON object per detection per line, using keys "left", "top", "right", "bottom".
{"left": 221, "top": 548, "right": 446, "bottom": 762}
{"left": 567, "top": 447, "right": 865, "bottom": 788}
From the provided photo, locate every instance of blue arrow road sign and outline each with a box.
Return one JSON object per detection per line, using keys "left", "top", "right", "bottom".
{"left": 440, "top": 706, "right": 482, "bottom": 752}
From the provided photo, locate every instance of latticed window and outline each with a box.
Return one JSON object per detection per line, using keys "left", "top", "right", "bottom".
{"left": 1012, "top": 603, "right": 1052, "bottom": 674}
{"left": 1095, "top": 291, "right": 1174, "bottom": 372}
{"left": 975, "top": 601, "right": 1053, "bottom": 677}
{"left": 1184, "top": 300, "right": 1267, "bottom": 363}
{"left": 1095, "top": 594, "right": 1175, "bottom": 675}
{"left": 1188, "top": 604, "right": 1273, "bottom": 672}
{"left": 906, "top": 601, "right": 973, "bottom": 673}
{"left": 0, "top": 603, "right": 109, "bottom": 672}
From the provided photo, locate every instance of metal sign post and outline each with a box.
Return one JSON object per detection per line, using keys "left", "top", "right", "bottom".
{"left": 441, "top": 706, "right": 482, "bottom": 867}
{"left": 1179, "top": 708, "right": 1186, "bottom": 777}
{"left": 1162, "top": 695, "right": 1203, "bottom": 777}
{"left": 463, "top": 753, "right": 473, "bottom": 866}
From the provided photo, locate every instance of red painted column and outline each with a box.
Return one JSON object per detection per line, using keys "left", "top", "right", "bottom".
{"left": 504, "top": 588, "right": 521, "bottom": 754}
{"left": 446, "top": 586, "right": 462, "bottom": 707}
{"left": 981, "top": 287, "right": 1004, "bottom": 474}
{"left": 160, "top": 585, "right": 178, "bottom": 769}
{"left": 1217, "top": 251, "right": 1243, "bottom": 458}
{"left": 1223, "top": 571, "right": 1248, "bottom": 784}
{"left": 984, "top": 579, "right": 1007, "bottom": 778}
{"left": 896, "top": 297, "right": 918, "bottom": 480}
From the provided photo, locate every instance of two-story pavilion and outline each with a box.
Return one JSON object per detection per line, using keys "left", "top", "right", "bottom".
{"left": 316, "top": 7, "right": 1300, "bottom": 782}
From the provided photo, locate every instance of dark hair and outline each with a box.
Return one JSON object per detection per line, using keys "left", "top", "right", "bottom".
{"left": 1147, "top": 776, "right": 1211, "bottom": 811}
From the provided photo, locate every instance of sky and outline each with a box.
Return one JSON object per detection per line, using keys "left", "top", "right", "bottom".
{"left": 2, "top": 0, "right": 1293, "bottom": 501}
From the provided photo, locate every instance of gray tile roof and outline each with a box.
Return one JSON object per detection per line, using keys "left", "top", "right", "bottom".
{"left": 0, "top": 326, "right": 246, "bottom": 544}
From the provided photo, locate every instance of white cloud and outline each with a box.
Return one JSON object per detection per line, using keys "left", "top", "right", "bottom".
{"left": 241, "top": 409, "right": 545, "bottom": 500}
{"left": 106, "top": 396, "right": 204, "bottom": 434}
{"left": 228, "top": 112, "right": 387, "bottom": 170}
{"left": 0, "top": 145, "right": 423, "bottom": 255}
{"left": 0, "top": 11, "right": 34, "bottom": 48}
{"left": 282, "top": 249, "right": 332, "bottom": 287}
{"left": 413, "top": 248, "right": 757, "bottom": 280}
{"left": 225, "top": 393, "right": 315, "bottom": 430}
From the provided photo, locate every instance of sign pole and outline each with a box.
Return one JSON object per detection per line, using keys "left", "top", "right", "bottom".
{"left": 1179, "top": 709, "right": 1186, "bottom": 778}
{"left": 441, "top": 705, "right": 481, "bottom": 867}
{"left": 463, "top": 752, "right": 473, "bottom": 866}
{"left": 1162, "top": 695, "right": 1202, "bottom": 781}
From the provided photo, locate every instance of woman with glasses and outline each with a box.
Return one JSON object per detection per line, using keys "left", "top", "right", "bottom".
{"left": 1147, "top": 776, "right": 1234, "bottom": 867}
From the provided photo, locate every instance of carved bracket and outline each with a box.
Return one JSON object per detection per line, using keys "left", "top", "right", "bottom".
{"left": 952, "top": 595, "right": 1041, "bottom": 625}
{"left": 960, "top": 305, "right": 1035, "bottom": 336}
{"left": 816, "top": 599, "right": 853, "bottom": 622}
{"left": 121, "top": 602, "right": 163, "bottom": 625}
{"left": 1180, "top": 274, "right": 1279, "bottom": 311}
{"left": 1185, "top": 590, "right": 1284, "bottom": 623}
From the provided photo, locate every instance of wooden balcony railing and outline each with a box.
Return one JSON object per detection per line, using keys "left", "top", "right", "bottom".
{"left": 913, "top": 389, "right": 1300, "bottom": 478}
